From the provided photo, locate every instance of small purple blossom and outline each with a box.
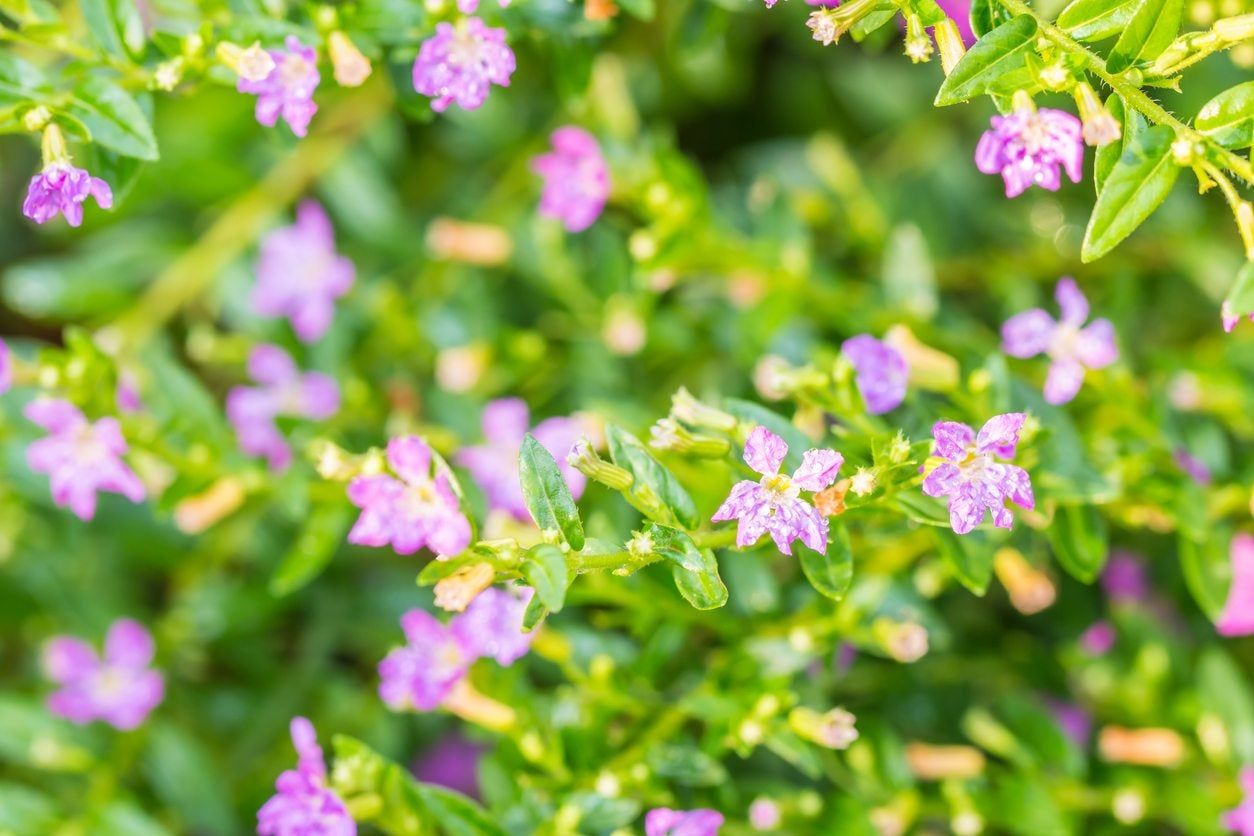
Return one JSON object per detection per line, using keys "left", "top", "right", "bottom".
{"left": 1224, "top": 768, "right": 1254, "bottom": 835}
{"left": 1079, "top": 620, "right": 1115, "bottom": 655}
{"left": 532, "top": 127, "right": 611, "bottom": 233}
{"left": 645, "top": 808, "right": 725, "bottom": 836}
{"left": 1101, "top": 551, "right": 1150, "bottom": 603}
{"left": 921, "top": 413, "right": 1034, "bottom": 535}
{"left": 1045, "top": 698, "right": 1093, "bottom": 748}
{"left": 23, "top": 164, "right": 113, "bottom": 227}
{"left": 450, "top": 585, "right": 534, "bottom": 665}
{"left": 348, "top": 436, "right": 472, "bottom": 556}
{"left": 457, "top": 0, "right": 509, "bottom": 11}
{"left": 457, "top": 398, "right": 586, "bottom": 521}
{"left": 1218, "top": 533, "right": 1254, "bottom": 637}
{"left": 0, "top": 338, "right": 10, "bottom": 394}
{"left": 712, "top": 426, "right": 843, "bottom": 556}
{"left": 257, "top": 717, "right": 355, "bottom": 836}
{"left": 413, "top": 735, "right": 484, "bottom": 798}
{"left": 252, "top": 200, "right": 355, "bottom": 343}
{"left": 1174, "top": 448, "right": 1213, "bottom": 486}
{"left": 25, "top": 398, "right": 146, "bottom": 521}
{"left": 841, "top": 334, "right": 908, "bottom": 414}
{"left": 379, "top": 609, "right": 473, "bottom": 710}
{"left": 1001, "top": 278, "right": 1117, "bottom": 405}
{"left": 975, "top": 106, "right": 1083, "bottom": 198}
{"left": 412, "top": 18, "right": 516, "bottom": 113}
{"left": 238, "top": 37, "right": 320, "bottom": 137}
{"left": 42, "top": 619, "right": 164, "bottom": 730}
{"left": 227, "top": 345, "right": 339, "bottom": 470}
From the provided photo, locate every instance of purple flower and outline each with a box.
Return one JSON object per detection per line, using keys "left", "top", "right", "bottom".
{"left": 711, "top": 426, "right": 843, "bottom": 556}
{"left": 24, "top": 398, "right": 146, "bottom": 521}
{"left": 412, "top": 18, "right": 515, "bottom": 113}
{"left": 841, "top": 334, "right": 908, "bottom": 414}
{"left": 1101, "top": 551, "right": 1149, "bottom": 603}
{"left": 456, "top": 398, "right": 586, "bottom": 521}
{"left": 937, "top": 0, "right": 976, "bottom": 44}
{"left": 975, "top": 106, "right": 1083, "bottom": 198}
{"left": 921, "top": 413, "right": 1034, "bottom": 535}
{"left": 1044, "top": 698, "right": 1092, "bottom": 748}
{"left": 23, "top": 164, "right": 113, "bottom": 227}
{"left": 347, "top": 436, "right": 472, "bottom": 556}
{"left": 1079, "top": 619, "right": 1115, "bottom": 655}
{"left": 42, "top": 619, "right": 163, "bottom": 730}
{"left": 252, "top": 200, "right": 355, "bottom": 343}
{"left": 1222, "top": 302, "right": 1254, "bottom": 333}
{"left": 645, "top": 808, "right": 725, "bottom": 836}
{"left": 257, "top": 717, "right": 355, "bottom": 836}
{"left": 450, "top": 586, "right": 534, "bottom": 665}
{"left": 0, "top": 338, "right": 11, "bottom": 394}
{"left": 1224, "top": 768, "right": 1254, "bottom": 836}
{"left": 238, "top": 37, "right": 320, "bottom": 137}
{"left": 532, "top": 127, "right": 611, "bottom": 233}
{"left": 1218, "top": 533, "right": 1254, "bottom": 637}
{"left": 227, "top": 345, "right": 339, "bottom": 470}
{"left": 413, "top": 735, "right": 484, "bottom": 798}
{"left": 1001, "top": 278, "right": 1117, "bottom": 405}
{"left": 379, "top": 609, "right": 474, "bottom": 710}
{"left": 457, "top": 0, "right": 509, "bottom": 10}
{"left": 1174, "top": 448, "right": 1212, "bottom": 486}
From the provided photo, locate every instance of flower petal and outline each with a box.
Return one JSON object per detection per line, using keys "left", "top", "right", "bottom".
{"left": 743, "top": 425, "right": 787, "bottom": 476}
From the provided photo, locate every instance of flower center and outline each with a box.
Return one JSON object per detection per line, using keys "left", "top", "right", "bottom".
{"left": 402, "top": 480, "right": 438, "bottom": 516}
{"left": 761, "top": 472, "right": 799, "bottom": 502}
{"left": 280, "top": 54, "right": 312, "bottom": 87}
{"left": 1047, "top": 323, "right": 1080, "bottom": 360}
{"left": 1019, "top": 114, "right": 1051, "bottom": 154}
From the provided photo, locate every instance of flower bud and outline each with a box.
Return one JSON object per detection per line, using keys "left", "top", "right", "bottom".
{"left": 1237, "top": 200, "right": 1254, "bottom": 259}
{"left": 904, "top": 16, "right": 934, "bottom": 63}
{"left": 328, "top": 31, "right": 372, "bottom": 87}
{"left": 435, "top": 344, "right": 488, "bottom": 393}
{"left": 444, "top": 679, "right": 517, "bottom": 732}
{"left": 887, "top": 431, "right": 913, "bottom": 464}
{"left": 433, "top": 562, "right": 496, "bottom": 612}
{"left": 883, "top": 324, "right": 959, "bottom": 391}
{"left": 22, "top": 105, "right": 51, "bottom": 133}
{"left": 173, "top": 477, "right": 246, "bottom": 534}
{"left": 848, "top": 466, "right": 877, "bottom": 497}
{"left": 626, "top": 529, "right": 654, "bottom": 559}
{"left": 749, "top": 798, "right": 781, "bottom": 831}
{"left": 790, "top": 706, "right": 859, "bottom": 749}
{"left": 602, "top": 300, "right": 647, "bottom": 356}
{"left": 152, "top": 58, "right": 185, "bottom": 92}
{"left": 753, "top": 355, "right": 795, "bottom": 401}
{"left": 876, "top": 618, "right": 929, "bottom": 663}
{"left": 1171, "top": 136, "right": 1203, "bottom": 166}
{"left": 426, "top": 217, "right": 513, "bottom": 265}
{"left": 670, "top": 387, "right": 738, "bottom": 432}
{"left": 1097, "top": 726, "right": 1185, "bottom": 767}
{"left": 807, "top": 10, "right": 842, "bottom": 45}
{"left": 568, "top": 438, "right": 635, "bottom": 491}
{"left": 1075, "top": 82, "right": 1121, "bottom": 147}
{"left": 993, "top": 547, "right": 1056, "bottom": 615}
{"left": 934, "top": 19, "right": 967, "bottom": 75}
{"left": 649, "top": 418, "right": 732, "bottom": 457}
{"left": 904, "top": 742, "right": 986, "bottom": 779}
{"left": 585, "top": 0, "right": 619, "bottom": 20}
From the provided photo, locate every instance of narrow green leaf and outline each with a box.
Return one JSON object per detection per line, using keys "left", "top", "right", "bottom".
{"left": 520, "top": 543, "right": 571, "bottom": 613}
{"left": 605, "top": 425, "right": 699, "bottom": 529}
{"left": 798, "top": 522, "right": 853, "bottom": 601}
{"left": 518, "top": 434, "right": 585, "bottom": 550}
{"left": 270, "top": 505, "right": 352, "bottom": 596}
{"left": 671, "top": 547, "right": 728, "bottom": 610}
{"left": 935, "top": 529, "right": 994, "bottom": 594}
{"left": 1058, "top": 0, "right": 1138, "bottom": 40}
{"left": 970, "top": 0, "right": 1015, "bottom": 38}
{"left": 1047, "top": 504, "right": 1108, "bottom": 582}
{"left": 935, "top": 15, "right": 1038, "bottom": 106}
{"left": 1223, "top": 261, "right": 1254, "bottom": 327}
{"left": 1196, "top": 81, "right": 1254, "bottom": 149}
{"left": 0, "top": 53, "right": 46, "bottom": 107}
{"left": 644, "top": 523, "right": 705, "bottom": 571}
{"left": 521, "top": 592, "right": 548, "bottom": 631}
{"left": 1179, "top": 529, "right": 1230, "bottom": 621}
{"left": 1094, "top": 95, "right": 1147, "bottom": 194}
{"left": 1082, "top": 125, "right": 1179, "bottom": 261}
{"left": 1106, "top": 0, "right": 1183, "bottom": 73}
{"left": 65, "top": 77, "right": 158, "bottom": 161}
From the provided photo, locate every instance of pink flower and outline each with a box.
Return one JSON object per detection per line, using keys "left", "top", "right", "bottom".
{"left": 456, "top": 398, "right": 586, "bottom": 521}
{"left": 975, "top": 106, "right": 1083, "bottom": 198}
{"left": 532, "top": 127, "right": 611, "bottom": 233}
{"left": 841, "top": 334, "right": 908, "bottom": 414}
{"left": 347, "top": 436, "right": 472, "bottom": 556}
{"left": 227, "top": 345, "right": 339, "bottom": 470}
{"left": 712, "top": 426, "right": 843, "bottom": 555}
{"left": 1222, "top": 301, "right": 1254, "bottom": 333}
{"left": 645, "top": 808, "right": 725, "bottom": 836}
{"left": 1079, "top": 619, "right": 1115, "bottom": 655}
{"left": 412, "top": 735, "right": 484, "bottom": 798}
{"left": 457, "top": 0, "right": 509, "bottom": 10}
{"left": 0, "top": 338, "right": 11, "bottom": 394}
{"left": 252, "top": 200, "right": 355, "bottom": 343}
{"left": 257, "top": 717, "right": 355, "bottom": 835}
{"left": 921, "top": 413, "right": 1034, "bottom": 535}
{"left": 379, "top": 609, "right": 473, "bottom": 711}
{"left": 1218, "top": 533, "right": 1254, "bottom": 637}
{"left": 412, "top": 18, "right": 515, "bottom": 113}
{"left": 24, "top": 398, "right": 146, "bottom": 521}
{"left": 238, "top": 37, "right": 320, "bottom": 137}
{"left": 23, "top": 164, "right": 112, "bottom": 227}
{"left": 1224, "top": 768, "right": 1254, "bottom": 835}
{"left": 450, "top": 586, "right": 534, "bottom": 665}
{"left": 42, "top": 619, "right": 164, "bottom": 730}
{"left": 1001, "top": 278, "right": 1117, "bottom": 405}
{"left": 1101, "top": 551, "right": 1149, "bottom": 603}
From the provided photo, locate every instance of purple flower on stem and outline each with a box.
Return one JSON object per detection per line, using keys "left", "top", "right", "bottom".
{"left": 413, "top": 735, "right": 484, "bottom": 798}
{"left": 227, "top": 345, "right": 339, "bottom": 470}
{"left": 457, "top": 398, "right": 586, "bottom": 521}
{"left": 23, "top": 164, "right": 113, "bottom": 227}
{"left": 1101, "top": 551, "right": 1149, "bottom": 603}
{"left": 1218, "top": 533, "right": 1254, "bottom": 637}
{"left": 841, "top": 334, "right": 908, "bottom": 414}
{"left": 25, "top": 398, "right": 146, "bottom": 521}
{"left": 412, "top": 18, "right": 515, "bottom": 113}
{"left": 450, "top": 585, "right": 534, "bottom": 665}
{"left": 1224, "top": 768, "right": 1254, "bottom": 836}
{"left": 921, "top": 413, "right": 1034, "bottom": 535}
{"left": 645, "top": 808, "right": 725, "bottom": 836}
{"left": 712, "top": 426, "right": 843, "bottom": 555}
{"left": 238, "top": 37, "right": 320, "bottom": 137}
{"left": 257, "top": 717, "right": 355, "bottom": 836}
{"left": 379, "top": 609, "right": 475, "bottom": 710}
{"left": 975, "top": 102, "right": 1083, "bottom": 198}
{"left": 347, "top": 436, "right": 472, "bottom": 556}
{"left": 1001, "top": 278, "right": 1117, "bottom": 405}
{"left": 42, "top": 619, "right": 163, "bottom": 730}
{"left": 532, "top": 127, "right": 611, "bottom": 233}
{"left": 252, "top": 200, "right": 355, "bottom": 343}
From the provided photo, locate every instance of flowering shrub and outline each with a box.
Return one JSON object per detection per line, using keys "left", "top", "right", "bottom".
{"left": 2, "top": 0, "right": 1254, "bottom": 833}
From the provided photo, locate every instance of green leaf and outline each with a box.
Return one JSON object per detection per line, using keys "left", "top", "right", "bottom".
{"left": 605, "top": 425, "right": 699, "bottom": 529}
{"left": 1106, "top": 0, "right": 1183, "bottom": 73}
{"left": 414, "top": 783, "right": 506, "bottom": 836}
{"left": 1081, "top": 125, "right": 1179, "bottom": 261}
{"left": 1179, "top": 529, "right": 1230, "bottom": 621}
{"left": 935, "top": 15, "right": 1038, "bottom": 106}
{"left": 671, "top": 547, "right": 728, "bottom": 610}
{"left": 518, "top": 434, "right": 585, "bottom": 550}
{"left": 1094, "top": 94, "right": 1147, "bottom": 194}
{"left": 1057, "top": 0, "right": 1138, "bottom": 41}
{"left": 520, "top": 543, "right": 571, "bottom": 613}
{"left": 65, "top": 77, "right": 158, "bottom": 160}
{"left": 970, "top": 0, "right": 1015, "bottom": 38}
{"left": 80, "top": 0, "right": 146, "bottom": 58}
{"left": 0, "top": 53, "right": 46, "bottom": 107}
{"left": 1047, "top": 504, "right": 1108, "bottom": 582}
{"left": 521, "top": 592, "right": 548, "bottom": 631}
{"left": 798, "top": 522, "right": 853, "bottom": 601}
{"left": 1196, "top": 82, "right": 1254, "bottom": 150}
{"left": 644, "top": 523, "right": 705, "bottom": 571}
{"left": 1198, "top": 648, "right": 1254, "bottom": 764}
{"left": 616, "top": 0, "right": 655, "bottom": 20}
{"left": 646, "top": 743, "right": 729, "bottom": 786}
{"left": 1224, "top": 261, "right": 1254, "bottom": 327}
{"left": 269, "top": 504, "right": 352, "bottom": 596}
{"left": 935, "top": 528, "right": 994, "bottom": 594}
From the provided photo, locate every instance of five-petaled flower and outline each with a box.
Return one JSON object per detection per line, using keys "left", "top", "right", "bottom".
{"left": 237, "top": 36, "right": 320, "bottom": 137}
{"left": 412, "top": 18, "right": 516, "bottom": 112}
{"left": 227, "top": 344, "right": 340, "bottom": 470}
{"left": 841, "top": 334, "right": 908, "bottom": 414}
{"left": 42, "top": 619, "right": 164, "bottom": 730}
{"left": 1217, "top": 533, "right": 1254, "bottom": 637}
{"left": 532, "top": 127, "right": 611, "bottom": 233}
{"left": 457, "top": 398, "right": 586, "bottom": 521}
{"left": 712, "top": 426, "right": 843, "bottom": 555}
{"left": 975, "top": 102, "right": 1083, "bottom": 199}
{"left": 24, "top": 164, "right": 113, "bottom": 227}
{"left": 645, "top": 807, "right": 725, "bottom": 836}
{"left": 257, "top": 717, "right": 356, "bottom": 835}
{"left": 252, "top": 200, "right": 356, "bottom": 343}
{"left": 921, "top": 413, "right": 1034, "bottom": 535}
{"left": 347, "top": 436, "right": 472, "bottom": 556}
{"left": 1001, "top": 277, "right": 1117, "bottom": 404}
{"left": 25, "top": 398, "right": 146, "bottom": 521}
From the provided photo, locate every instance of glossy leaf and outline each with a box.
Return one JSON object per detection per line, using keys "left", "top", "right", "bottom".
{"left": 1047, "top": 504, "right": 1108, "bottom": 582}
{"left": 66, "top": 77, "right": 158, "bottom": 160}
{"left": 644, "top": 523, "right": 705, "bottom": 571}
{"left": 1196, "top": 82, "right": 1254, "bottom": 149}
{"left": 935, "top": 528, "right": 993, "bottom": 594}
{"left": 606, "top": 425, "right": 699, "bottom": 529}
{"left": 1105, "top": 0, "right": 1183, "bottom": 73}
{"left": 518, "top": 434, "right": 585, "bottom": 550}
{"left": 798, "top": 522, "right": 853, "bottom": 601}
{"left": 671, "top": 546, "right": 728, "bottom": 610}
{"left": 520, "top": 543, "right": 571, "bottom": 613}
{"left": 935, "top": 16, "right": 1038, "bottom": 106}
{"left": 269, "top": 504, "right": 352, "bottom": 596}
{"left": 1057, "top": 0, "right": 1138, "bottom": 41}
{"left": 1094, "top": 94, "right": 1147, "bottom": 194}
{"left": 971, "top": 0, "right": 1015, "bottom": 38}
{"left": 1082, "top": 125, "right": 1179, "bottom": 261}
